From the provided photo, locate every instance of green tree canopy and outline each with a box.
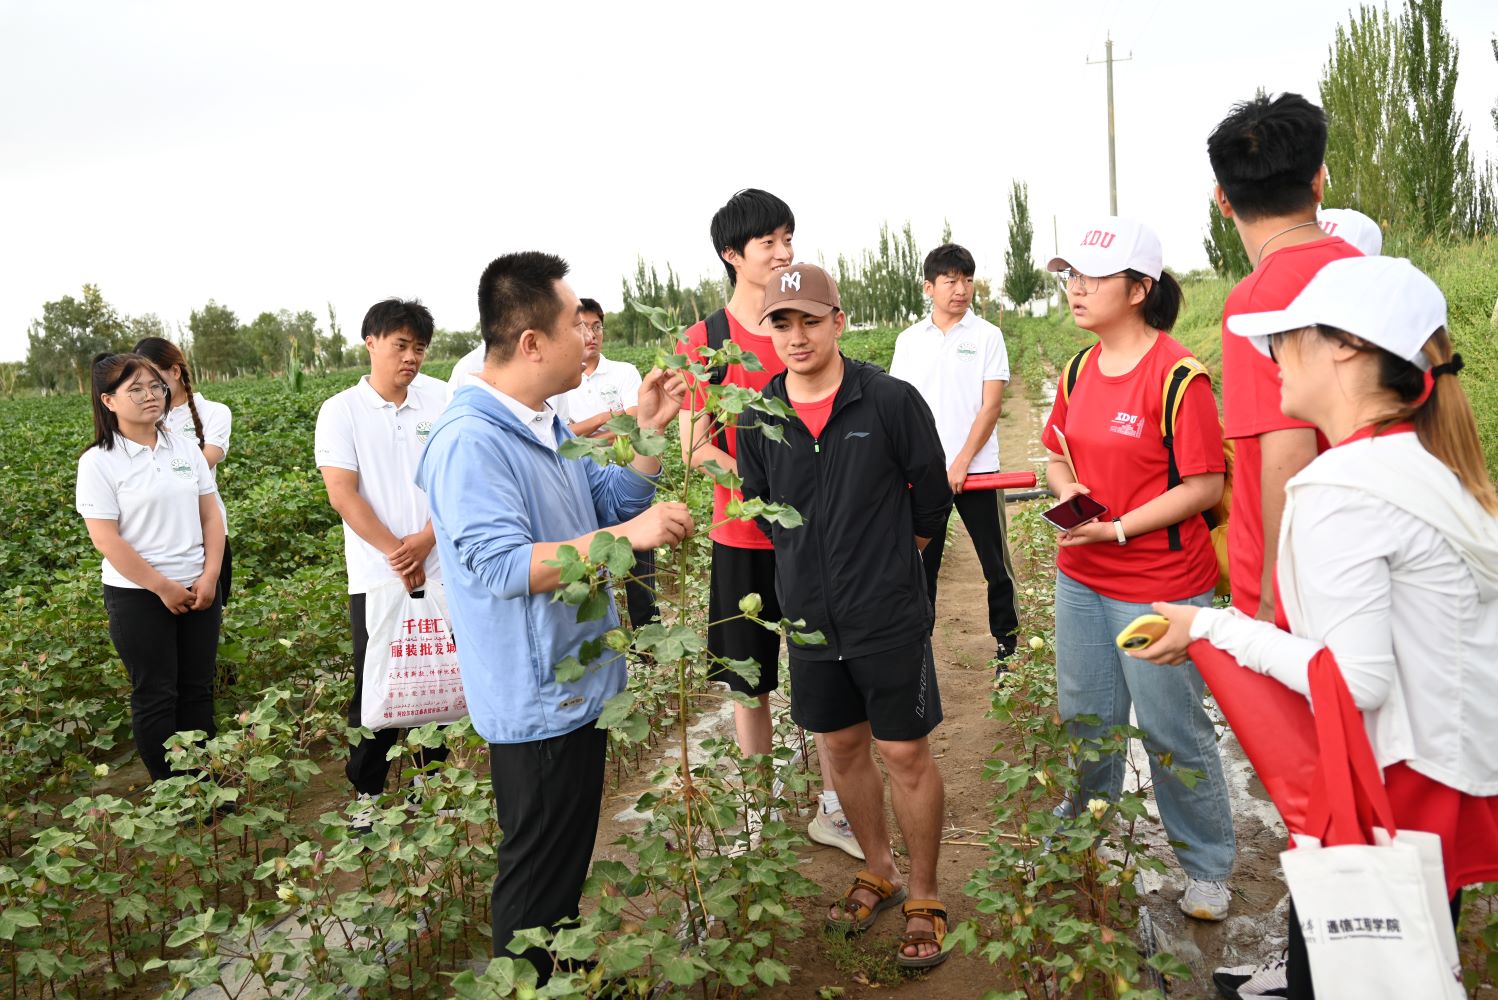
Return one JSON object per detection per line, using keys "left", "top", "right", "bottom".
{"left": 1002, "top": 182, "right": 1045, "bottom": 307}
{"left": 25, "top": 284, "right": 128, "bottom": 392}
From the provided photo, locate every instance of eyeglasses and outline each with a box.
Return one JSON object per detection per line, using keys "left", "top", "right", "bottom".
{"left": 111, "top": 382, "right": 170, "bottom": 403}
{"left": 1057, "top": 269, "right": 1127, "bottom": 294}
{"left": 585, "top": 321, "right": 604, "bottom": 335}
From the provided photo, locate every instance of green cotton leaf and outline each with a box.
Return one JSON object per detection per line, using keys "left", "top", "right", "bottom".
{"left": 716, "top": 657, "right": 763, "bottom": 689}
{"left": 755, "top": 420, "right": 786, "bottom": 444}
{"left": 603, "top": 536, "right": 638, "bottom": 578}
{"left": 558, "top": 435, "right": 611, "bottom": 466}
{"left": 559, "top": 580, "right": 592, "bottom": 606}
{"left": 701, "top": 460, "right": 742, "bottom": 491}
{"left": 596, "top": 690, "right": 637, "bottom": 730}
{"left": 554, "top": 657, "right": 585, "bottom": 683}
{"left": 737, "top": 497, "right": 801, "bottom": 528}
{"left": 0, "top": 907, "right": 40, "bottom": 941}
{"left": 749, "top": 395, "right": 795, "bottom": 418}
{"left": 626, "top": 299, "right": 681, "bottom": 336}
{"left": 662, "top": 954, "right": 705, "bottom": 986}
{"left": 615, "top": 711, "right": 650, "bottom": 743}
{"left": 587, "top": 531, "right": 619, "bottom": 565}
{"left": 754, "top": 957, "right": 791, "bottom": 986}
{"left": 577, "top": 588, "right": 611, "bottom": 623}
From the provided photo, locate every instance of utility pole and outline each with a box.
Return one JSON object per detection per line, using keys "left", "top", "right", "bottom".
{"left": 1087, "top": 32, "right": 1132, "bottom": 214}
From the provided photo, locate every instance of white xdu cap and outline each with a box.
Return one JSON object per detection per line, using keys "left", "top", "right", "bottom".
{"left": 1317, "top": 208, "right": 1383, "bottom": 256}
{"left": 1226, "top": 256, "right": 1446, "bottom": 370}
{"left": 1047, "top": 217, "right": 1164, "bottom": 280}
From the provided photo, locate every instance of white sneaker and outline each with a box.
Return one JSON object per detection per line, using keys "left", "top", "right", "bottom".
{"left": 807, "top": 805, "right": 865, "bottom": 861}
{"left": 1179, "top": 877, "right": 1231, "bottom": 921}
{"left": 1212, "top": 949, "right": 1288, "bottom": 998}
{"left": 348, "top": 793, "right": 376, "bottom": 834}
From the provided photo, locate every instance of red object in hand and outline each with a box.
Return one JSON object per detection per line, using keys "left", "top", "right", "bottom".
{"left": 961, "top": 471, "right": 1037, "bottom": 491}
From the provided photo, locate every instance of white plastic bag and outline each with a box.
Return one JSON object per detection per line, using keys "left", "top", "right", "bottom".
{"left": 360, "top": 579, "right": 468, "bottom": 731}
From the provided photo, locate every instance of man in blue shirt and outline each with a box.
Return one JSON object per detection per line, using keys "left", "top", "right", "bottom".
{"left": 417, "top": 251, "right": 691, "bottom": 979}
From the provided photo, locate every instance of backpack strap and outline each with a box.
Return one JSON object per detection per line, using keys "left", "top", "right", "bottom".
{"left": 703, "top": 309, "right": 732, "bottom": 453}
{"left": 1060, "top": 343, "right": 1098, "bottom": 405}
{"left": 1161, "top": 357, "right": 1211, "bottom": 551}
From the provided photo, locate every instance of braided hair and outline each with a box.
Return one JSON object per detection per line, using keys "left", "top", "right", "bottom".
{"left": 133, "top": 337, "right": 204, "bottom": 448}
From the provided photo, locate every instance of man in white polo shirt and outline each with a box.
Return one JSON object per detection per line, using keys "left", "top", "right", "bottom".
{"left": 556, "top": 299, "right": 656, "bottom": 626}
{"left": 315, "top": 298, "right": 449, "bottom": 824}
{"left": 890, "top": 243, "right": 1021, "bottom": 669}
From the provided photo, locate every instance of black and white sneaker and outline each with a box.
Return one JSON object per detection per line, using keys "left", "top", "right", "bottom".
{"left": 1212, "top": 950, "right": 1288, "bottom": 999}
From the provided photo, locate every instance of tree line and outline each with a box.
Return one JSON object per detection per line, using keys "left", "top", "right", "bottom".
{"left": 1204, "top": 0, "right": 1497, "bottom": 279}
{"left": 21, "top": 289, "right": 479, "bottom": 393}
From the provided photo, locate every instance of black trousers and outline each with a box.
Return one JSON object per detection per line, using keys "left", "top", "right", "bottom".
{"left": 1287, "top": 889, "right": 1463, "bottom": 997}
{"left": 103, "top": 584, "right": 221, "bottom": 782}
{"left": 489, "top": 722, "right": 608, "bottom": 982}
{"left": 346, "top": 592, "right": 449, "bottom": 796}
{"left": 217, "top": 537, "right": 233, "bottom": 608}
{"left": 921, "top": 488, "right": 1021, "bottom": 643}
{"left": 624, "top": 547, "right": 659, "bottom": 629}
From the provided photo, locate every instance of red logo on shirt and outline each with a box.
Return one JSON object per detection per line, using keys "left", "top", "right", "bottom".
{"left": 1108, "top": 411, "right": 1144, "bottom": 438}
{"left": 1081, "top": 230, "right": 1117, "bottom": 248}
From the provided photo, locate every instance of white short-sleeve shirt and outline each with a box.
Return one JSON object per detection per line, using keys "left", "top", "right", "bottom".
{"left": 163, "top": 392, "right": 232, "bottom": 530}
{"left": 446, "top": 345, "right": 486, "bottom": 403}
{"left": 315, "top": 375, "right": 444, "bottom": 594}
{"left": 76, "top": 428, "right": 219, "bottom": 588}
{"left": 558, "top": 356, "right": 643, "bottom": 424}
{"left": 889, "top": 309, "right": 1011, "bottom": 472}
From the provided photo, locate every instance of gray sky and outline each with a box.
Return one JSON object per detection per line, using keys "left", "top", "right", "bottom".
{"left": 2, "top": 0, "right": 1494, "bottom": 363}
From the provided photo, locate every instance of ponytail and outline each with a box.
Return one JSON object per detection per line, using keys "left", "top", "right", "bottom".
{"left": 1127, "top": 269, "right": 1184, "bottom": 332}
{"left": 133, "top": 336, "right": 204, "bottom": 447}
{"left": 1320, "top": 325, "right": 1498, "bottom": 515}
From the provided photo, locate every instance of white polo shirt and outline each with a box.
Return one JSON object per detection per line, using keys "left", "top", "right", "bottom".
{"left": 558, "top": 355, "right": 643, "bottom": 424}
{"left": 314, "top": 375, "right": 444, "bottom": 595}
{"left": 163, "top": 392, "right": 232, "bottom": 531}
{"left": 446, "top": 345, "right": 486, "bottom": 403}
{"left": 889, "top": 309, "right": 1011, "bottom": 473}
{"left": 76, "top": 428, "right": 219, "bottom": 589}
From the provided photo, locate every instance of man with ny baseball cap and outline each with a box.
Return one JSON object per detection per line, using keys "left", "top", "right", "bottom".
{"left": 736, "top": 263, "right": 957, "bottom": 971}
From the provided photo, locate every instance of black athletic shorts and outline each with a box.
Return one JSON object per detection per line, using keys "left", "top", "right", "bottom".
{"left": 789, "top": 638, "right": 942, "bottom": 742}
{"left": 707, "top": 543, "right": 782, "bottom": 697}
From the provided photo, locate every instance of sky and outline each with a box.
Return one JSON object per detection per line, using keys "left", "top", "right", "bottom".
{"left": 2, "top": 0, "right": 1495, "bottom": 362}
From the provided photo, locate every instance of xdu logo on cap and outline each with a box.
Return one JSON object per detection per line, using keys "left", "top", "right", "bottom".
{"left": 1080, "top": 230, "right": 1118, "bottom": 249}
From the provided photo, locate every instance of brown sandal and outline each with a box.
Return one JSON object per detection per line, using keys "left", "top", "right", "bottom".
{"left": 825, "top": 869, "right": 907, "bottom": 935}
{"left": 895, "top": 899, "right": 950, "bottom": 969}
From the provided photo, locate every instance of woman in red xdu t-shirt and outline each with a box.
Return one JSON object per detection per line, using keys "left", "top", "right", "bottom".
{"left": 1040, "top": 218, "right": 1235, "bottom": 921}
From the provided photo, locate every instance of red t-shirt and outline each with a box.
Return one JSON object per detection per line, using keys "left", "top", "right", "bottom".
{"left": 1222, "top": 236, "right": 1361, "bottom": 615}
{"left": 1040, "top": 333, "right": 1225, "bottom": 603}
{"left": 677, "top": 310, "right": 787, "bottom": 549}
{"left": 789, "top": 390, "right": 836, "bottom": 439}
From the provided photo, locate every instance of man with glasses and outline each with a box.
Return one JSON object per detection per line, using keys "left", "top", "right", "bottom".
{"left": 890, "top": 244, "right": 1021, "bottom": 672}
{"left": 554, "top": 298, "right": 656, "bottom": 626}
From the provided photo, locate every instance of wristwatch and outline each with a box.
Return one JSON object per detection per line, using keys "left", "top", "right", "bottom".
{"left": 1113, "top": 518, "right": 1127, "bottom": 545}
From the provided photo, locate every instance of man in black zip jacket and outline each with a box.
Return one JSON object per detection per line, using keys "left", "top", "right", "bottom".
{"left": 737, "top": 263, "right": 955, "bottom": 970}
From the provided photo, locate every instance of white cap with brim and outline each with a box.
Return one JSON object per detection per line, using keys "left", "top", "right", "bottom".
{"left": 1046, "top": 217, "right": 1164, "bottom": 280}
{"left": 1225, "top": 256, "right": 1446, "bottom": 370}
{"left": 1317, "top": 208, "right": 1383, "bottom": 256}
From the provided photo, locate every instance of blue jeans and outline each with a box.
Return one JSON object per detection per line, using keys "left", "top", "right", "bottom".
{"left": 1053, "top": 570, "right": 1235, "bottom": 881}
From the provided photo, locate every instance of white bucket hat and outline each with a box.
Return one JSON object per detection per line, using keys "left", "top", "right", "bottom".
{"left": 1225, "top": 256, "right": 1445, "bottom": 370}
{"left": 1047, "top": 217, "right": 1164, "bottom": 280}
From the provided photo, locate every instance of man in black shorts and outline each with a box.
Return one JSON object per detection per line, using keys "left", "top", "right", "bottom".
{"left": 676, "top": 190, "right": 859, "bottom": 858}
{"left": 738, "top": 263, "right": 954, "bottom": 971}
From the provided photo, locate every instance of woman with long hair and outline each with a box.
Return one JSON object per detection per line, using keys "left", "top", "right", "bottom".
{"left": 1139, "top": 256, "right": 1498, "bottom": 995}
{"left": 76, "top": 353, "right": 225, "bottom": 782}
{"left": 133, "top": 337, "right": 234, "bottom": 604}
{"left": 1040, "top": 218, "right": 1236, "bottom": 921}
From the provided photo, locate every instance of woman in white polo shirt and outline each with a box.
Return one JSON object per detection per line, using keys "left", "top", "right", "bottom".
{"left": 76, "top": 352, "right": 225, "bottom": 783}
{"left": 134, "top": 337, "right": 234, "bottom": 605}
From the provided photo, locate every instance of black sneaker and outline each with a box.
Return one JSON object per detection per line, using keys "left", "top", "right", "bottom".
{"left": 1212, "top": 950, "right": 1288, "bottom": 998}
{"left": 994, "top": 637, "right": 1018, "bottom": 675}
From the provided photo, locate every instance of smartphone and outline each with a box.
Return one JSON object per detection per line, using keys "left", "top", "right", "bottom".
{"left": 1116, "top": 614, "right": 1170, "bottom": 652}
{"left": 1042, "top": 493, "right": 1109, "bottom": 531}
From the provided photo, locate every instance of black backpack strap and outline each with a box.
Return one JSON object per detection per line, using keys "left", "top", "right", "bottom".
{"left": 1062, "top": 344, "right": 1096, "bottom": 404}
{"left": 1161, "top": 361, "right": 1197, "bottom": 551}
{"left": 703, "top": 309, "right": 732, "bottom": 453}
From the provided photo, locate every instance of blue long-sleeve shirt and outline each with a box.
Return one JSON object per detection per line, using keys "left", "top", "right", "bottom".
{"left": 415, "top": 384, "right": 656, "bottom": 744}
